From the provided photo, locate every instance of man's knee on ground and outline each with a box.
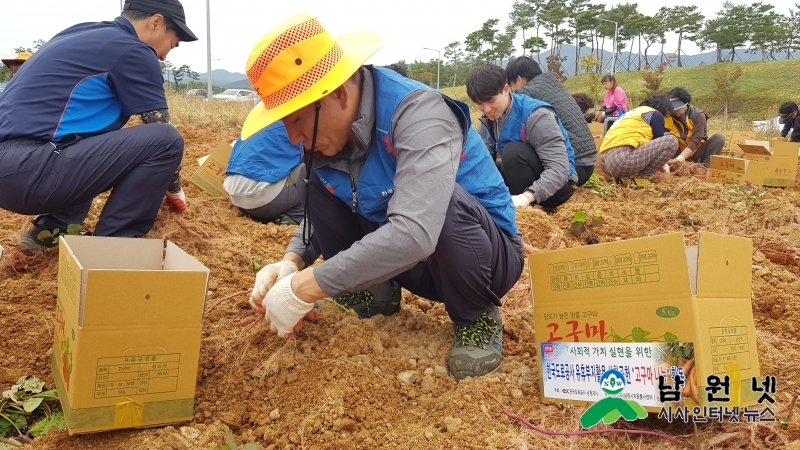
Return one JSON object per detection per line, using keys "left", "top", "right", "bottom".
{"left": 502, "top": 141, "right": 538, "bottom": 164}
{"left": 436, "top": 186, "right": 483, "bottom": 251}
{"left": 142, "top": 122, "right": 184, "bottom": 159}
{"left": 660, "top": 134, "right": 679, "bottom": 152}
{"left": 707, "top": 132, "right": 726, "bottom": 146}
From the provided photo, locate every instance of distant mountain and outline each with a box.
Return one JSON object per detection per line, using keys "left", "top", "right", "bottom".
{"left": 222, "top": 78, "right": 254, "bottom": 90}
{"left": 195, "top": 69, "right": 248, "bottom": 86}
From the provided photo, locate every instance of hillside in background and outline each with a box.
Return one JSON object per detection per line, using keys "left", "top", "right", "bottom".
{"left": 195, "top": 69, "right": 248, "bottom": 86}
{"left": 529, "top": 44, "right": 800, "bottom": 76}
{"left": 221, "top": 78, "right": 255, "bottom": 90}
{"left": 443, "top": 59, "right": 798, "bottom": 124}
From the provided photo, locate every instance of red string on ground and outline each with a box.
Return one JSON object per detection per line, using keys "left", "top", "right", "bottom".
{"left": 478, "top": 390, "right": 693, "bottom": 449}
{"left": 206, "top": 289, "right": 250, "bottom": 314}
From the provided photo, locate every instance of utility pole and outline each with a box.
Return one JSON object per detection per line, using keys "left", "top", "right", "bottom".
{"left": 206, "top": 0, "right": 212, "bottom": 100}
{"left": 597, "top": 18, "right": 619, "bottom": 76}
{"left": 423, "top": 47, "right": 441, "bottom": 90}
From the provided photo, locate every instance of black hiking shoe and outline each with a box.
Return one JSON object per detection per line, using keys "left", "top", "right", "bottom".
{"left": 271, "top": 213, "right": 300, "bottom": 225}
{"left": 334, "top": 280, "right": 402, "bottom": 318}
{"left": 449, "top": 304, "right": 503, "bottom": 380}
{"left": 18, "top": 223, "right": 62, "bottom": 251}
{"left": 18, "top": 221, "right": 92, "bottom": 252}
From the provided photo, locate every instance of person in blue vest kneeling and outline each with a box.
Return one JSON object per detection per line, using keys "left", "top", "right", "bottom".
{"left": 466, "top": 64, "right": 575, "bottom": 210}
{"left": 224, "top": 120, "right": 305, "bottom": 225}
{"left": 244, "top": 14, "right": 524, "bottom": 380}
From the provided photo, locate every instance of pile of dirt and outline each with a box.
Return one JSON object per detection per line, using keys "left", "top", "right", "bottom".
{"left": 2, "top": 124, "right": 800, "bottom": 450}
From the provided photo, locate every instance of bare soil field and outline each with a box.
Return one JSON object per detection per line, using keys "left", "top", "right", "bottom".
{"left": 2, "top": 122, "right": 800, "bottom": 450}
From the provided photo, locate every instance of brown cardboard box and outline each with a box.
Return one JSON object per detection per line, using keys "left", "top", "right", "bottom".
{"left": 707, "top": 155, "right": 750, "bottom": 185}
{"left": 190, "top": 141, "right": 234, "bottom": 197}
{"left": 593, "top": 136, "right": 603, "bottom": 151}
{"left": 735, "top": 140, "right": 799, "bottom": 187}
{"left": 53, "top": 236, "right": 210, "bottom": 434}
{"left": 588, "top": 122, "right": 605, "bottom": 136}
{"left": 707, "top": 130, "right": 732, "bottom": 150}
{"left": 729, "top": 131, "right": 762, "bottom": 151}
{"left": 529, "top": 232, "right": 760, "bottom": 412}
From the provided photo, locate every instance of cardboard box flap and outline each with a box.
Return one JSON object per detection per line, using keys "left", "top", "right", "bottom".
{"left": 685, "top": 245, "right": 698, "bottom": 296}
{"left": 529, "top": 232, "right": 692, "bottom": 305}
{"left": 62, "top": 236, "right": 164, "bottom": 270}
{"left": 190, "top": 141, "right": 234, "bottom": 198}
{"left": 58, "top": 238, "right": 86, "bottom": 320}
{"left": 736, "top": 140, "right": 773, "bottom": 155}
{"left": 695, "top": 232, "right": 752, "bottom": 298}
{"left": 164, "top": 241, "right": 210, "bottom": 273}
{"left": 81, "top": 270, "right": 208, "bottom": 328}
{"left": 770, "top": 141, "right": 800, "bottom": 157}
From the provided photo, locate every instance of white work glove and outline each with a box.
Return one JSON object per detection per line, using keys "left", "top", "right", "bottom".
{"left": 674, "top": 154, "right": 686, "bottom": 162}
{"left": 249, "top": 260, "right": 298, "bottom": 311}
{"left": 261, "top": 273, "right": 314, "bottom": 338}
{"left": 165, "top": 188, "right": 187, "bottom": 213}
{"left": 511, "top": 194, "right": 531, "bottom": 208}
{"left": 662, "top": 163, "right": 671, "bottom": 173}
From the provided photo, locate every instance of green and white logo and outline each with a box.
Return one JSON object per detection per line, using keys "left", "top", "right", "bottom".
{"left": 580, "top": 369, "right": 648, "bottom": 428}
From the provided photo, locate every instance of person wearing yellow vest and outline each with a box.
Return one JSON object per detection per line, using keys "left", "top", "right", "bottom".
{"left": 664, "top": 87, "right": 725, "bottom": 166}
{"left": 599, "top": 95, "right": 678, "bottom": 181}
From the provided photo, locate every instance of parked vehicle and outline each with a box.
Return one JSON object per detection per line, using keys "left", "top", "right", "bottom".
{"left": 213, "top": 89, "right": 258, "bottom": 102}
{"left": 185, "top": 89, "right": 207, "bottom": 98}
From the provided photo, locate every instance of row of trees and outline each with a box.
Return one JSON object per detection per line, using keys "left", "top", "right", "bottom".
{"left": 403, "top": 0, "right": 800, "bottom": 89}
{"left": 1, "top": 40, "right": 203, "bottom": 92}
{"left": 160, "top": 61, "right": 200, "bottom": 91}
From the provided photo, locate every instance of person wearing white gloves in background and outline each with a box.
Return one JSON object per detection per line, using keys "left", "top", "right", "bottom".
{"left": 466, "top": 64, "right": 575, "bottom": 211}
{"left": 242, "top": 14, "right": 524, "bottom": 381}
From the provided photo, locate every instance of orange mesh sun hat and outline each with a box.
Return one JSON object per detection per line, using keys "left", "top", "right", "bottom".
{"left": 2, "top": 52, "right": 32, "bottom": 69}
{"left": 241, "top": 13, "right": 383, "bottom": 140}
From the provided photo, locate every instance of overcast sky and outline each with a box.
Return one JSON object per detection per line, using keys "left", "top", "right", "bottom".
{"left": 2, "top": 0, "right": 796, "bottom": 76}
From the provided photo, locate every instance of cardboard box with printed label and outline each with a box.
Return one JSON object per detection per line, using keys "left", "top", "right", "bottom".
{"left": 735, "top": 140, "right": 798, "bottom": 187}
{"left": 53, "top": 235, "right": 210, "bottom": 434}
{"left": 529, "top": 232, "right": 760, "bottom": 412}
{"left": 190, "top": 141, "right": 234, "bottom": 197}
{"left": 729, "top": 131, "right": 761, "bottom": 151}
{"left": 707, "top": 130, "right": 733, "bottom": 150}
{"left": 707, "top": 155, "right": 768, "bottom": 186}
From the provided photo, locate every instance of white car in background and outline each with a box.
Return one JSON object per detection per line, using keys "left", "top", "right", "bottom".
{"left": 213, "top": 89, "right": 258, "bottom": 102}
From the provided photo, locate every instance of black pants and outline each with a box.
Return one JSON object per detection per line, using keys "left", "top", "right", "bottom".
{"left": 239, "top": 184, "right": 305, "bottom": 224}
{"left": 0, "top": 123, "right": 183, "bottom": 237}
{"left": 500, "top": 141, "right": 574, "bottom": 208}
{"left": 575, "top": 165, "right": 595, "bottom": 186}
{"left": 687, "top": 132, "right": 726, "bottom": 166}
{"left": 307, "top": 172, "right": 524, "bottom": 326}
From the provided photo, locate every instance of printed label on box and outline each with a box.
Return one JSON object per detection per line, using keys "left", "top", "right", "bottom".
{"left": 541, "top": 342, "right": 688, "bottom": 407}
{"left": 547, "top": 250, "right": 661, "bottom": 292}
{"left": 94, "top": 354, "right": 181, "bottom": 399}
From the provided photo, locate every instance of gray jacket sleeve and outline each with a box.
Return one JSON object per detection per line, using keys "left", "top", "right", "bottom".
{"left": 525, "top": 108, "right": 570, "bottom": 202}
{"left": 286, "top": 220, "right": 320, "bottom": 268}
{"left": 312, "top": 90, "right": 462, "bottom": 296}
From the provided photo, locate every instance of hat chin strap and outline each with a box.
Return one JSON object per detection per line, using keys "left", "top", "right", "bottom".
{"left": 302, "top": 101, "right": 322, "bottom": 249}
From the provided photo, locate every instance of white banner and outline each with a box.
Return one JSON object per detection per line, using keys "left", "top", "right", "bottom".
{"left": 540, "top": 342, "right": 688, "bottom": 408}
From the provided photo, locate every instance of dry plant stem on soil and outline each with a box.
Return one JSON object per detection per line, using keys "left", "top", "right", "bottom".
{"left": 478, "top": 391, "right": 693, "bottom": 449}
{"left": 205, "top": 289, "right": 250, "bottom": 314}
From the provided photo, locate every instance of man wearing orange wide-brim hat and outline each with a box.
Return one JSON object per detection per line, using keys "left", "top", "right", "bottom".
{"left": 246, "top": 14, "right": 525, "bottom": 380}
{"left": 1, "top": 52, "right": 31, "bottom": 75}
{"left": 0, "top": 52, "right": 31, "bottom": 97}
